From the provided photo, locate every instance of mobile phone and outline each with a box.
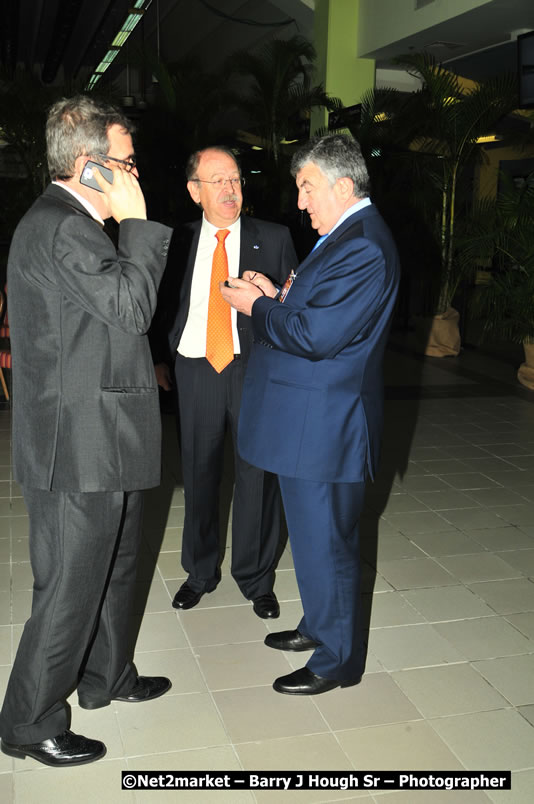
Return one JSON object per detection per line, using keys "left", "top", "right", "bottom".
{"left": 80, "top": 160, "right": 113, "bottom": 192}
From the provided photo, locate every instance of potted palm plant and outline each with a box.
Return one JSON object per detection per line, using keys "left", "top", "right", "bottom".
{"left": 390, "top": 54, "right": 519, "bottom": 356}
{"left": 466, "top": 174, "right": 534, "bottom": 389}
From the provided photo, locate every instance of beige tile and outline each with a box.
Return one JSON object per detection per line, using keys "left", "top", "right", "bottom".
{"left": 11, "top": 590, "right": 31, "bottom": 624}
{"left": 401, "top": 585, "right": 495, "bottom": 621}
{"left": 433, "top": 617, "right": 532, "bottom": 661}
{"left": 180, "top": 605, "right": 268, "bottom": 648}
{"left": 518, "top": 705, "right": 534, "bottom": 727}
{"left": 118, "top": 692, "right": 229, "bottom": 755}
{"left": 315, "top": 672, "right": 421, "bottom": 729}
{"left": 264, "top": 599, "right": 304, "bottom": 633}
{"left": 11, "top": 562, "right": 33, "bottom": 590}
{"left": 487, "top": 770, "right": 534, "bottom": 804}
{"left": 0, "top": 539, "right": 10, "bottom": 563}
{"left": 195, "top": 641, "right": 292, "bottom": 690}
{"left": 337, "top": 721, "right": 463, "bottom": 771}
{"left": 131, "top": 611, "right": 189, "bottom": 652}
{"left": 412, "top": 489, "right": 481, "bottom": 510}
{"left": 496, "top": 548, "right": 534, "bottom": 577}
{"left": 0, "top": 624, "right": 11, "bottom": 665}
{"left": 392, "top": 663, "right": 508, "bottom": 717}
{"left": 468, "top": 578, "right": 534, "bottom": 615}
{"left": 368, "top": 624, "right": 464, "bottom": 671}
{"left": 165, "top": 507, "right": 185, "bottom": 528}
{"left": 236, "top": 734, "right": 364, "bottom": 803}
{"left": 505, "top": 612, "right": 534, "bottom": 640}
{"left": 70, "top": 704, "right": 125, "bottom": 759}
{"left": 393, "top": 475, "right": 452, "bottom": 494}
{"left": 9, "top": 518, "right": 29, "bottom": 539}
{"left": 190, "top": 574, "right": 247, "bottom": 609}
{"left": 0, "top": 563, "right": 9, "bottom": 590}
{"left": 430, "top": 709, "right": 534, "bottom": 770}
{"left": 467, "top": 488, "right": 526, "bottom": 507}
{"left": 439, "top": 508, "right": 512, "bottom": 530}
{"left": 9, "top": 499, "right": 27, "bottom": 516}
{"left": 443, "top": 473, "right": 501, "bottom": 490}
{"left": 131, "top": 575, "right": 172, "bottom": 615}
{"left": 127, "top": 747, "right": 254, "bottom": 804}
{"left": 377, "top": 558, "right": 456, "bottom": 590}
{"left": 156, "top": 551, "right": 183, "bottom": 580}
{"left": 382, "top": 494, "right": 429, "bottom": 514}
{"left": 213, "top": 685, "right": 327, "bottom": 742}
{"left": 273, "top": 568, "right": 301, "bottom": 602}
{"left": 436, "top": 554, "right": 521, "bottom": 584}
{"left": 376, "top": 791, "right": 491, "bottom": 803}
{"left": 367, "top": 592, "right": 425, "bottom": 628}
{"left": 11, "top": 535, "right": 29, "bottom": 560}
{"left": 13, "top": 759, "right": 135, "bottom": 803}
{"left": 409, "top": 530, "right": 485, "bottom": 557}
{"left": 382, "top": 511, "right": 452, "bottom": 535}
{"left": 0, "top": 774, "right": 12, "bottom": 804}
{"left": 372, "top": 534, "right": 426, "bottom": 561}
{"left": 468, "top": 526, "right": 534, "bottom": 551}
{"left": 158, "top": 527, "right": 183, "bottom": 553}
{"left": 472, "top": 654, "right": 534, "bottom": 706}
{"left": 493, "top": 504, "right": 534, "bottom": 528}
{"left": 135, "top": 648, "right": 207, "bottom": 694}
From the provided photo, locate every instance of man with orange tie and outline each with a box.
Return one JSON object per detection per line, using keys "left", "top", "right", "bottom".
{"left": 153, "top": 146, "right": 297, "bottom": 616}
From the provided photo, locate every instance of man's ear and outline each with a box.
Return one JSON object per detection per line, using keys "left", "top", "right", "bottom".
{"left": 187, "top": 180, "right": 201, "bottom": 206}
{"left": 336, "top": 176, "right": 355, "bottom": 202}
{"left": 73, "top": 154, "right": 88, "bottom": 181}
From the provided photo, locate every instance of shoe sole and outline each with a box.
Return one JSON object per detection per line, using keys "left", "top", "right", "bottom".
{"left": 273, "top": 679, "right": 360, "bottom": 695}
{"left": 265, "top": 640, "right": 318, "bottom": 652}
{"left": 79, "top": 680, "right": 172, "bottom": 710}
{"left": 1, "top": 742, "right": 106, "bottom": 766}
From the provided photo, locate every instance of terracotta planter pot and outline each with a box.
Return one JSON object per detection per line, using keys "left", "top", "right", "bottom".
{"left": 517, "top": 341, "right": 534, "bottom": 391}
{"left": 414, "top": 307, "right": 461, "bottom": 357}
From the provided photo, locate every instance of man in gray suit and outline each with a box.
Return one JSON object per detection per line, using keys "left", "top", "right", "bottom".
{"left": 0, "top": 96, "right": 172, "bottom": 767}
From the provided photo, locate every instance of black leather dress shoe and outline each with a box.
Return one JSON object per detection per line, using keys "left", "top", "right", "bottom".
{"left": 273, "top": 666, "right": 361, "bottom": 695}
{"left": 264, "top": 629, "right": 319, "bottom": 652}
{"left": 172, "top": 581, "right": 205, "bottom": 610}
{"left": 252, "top": 592, "right": 280, "bottom": 619}
{"left": 0, "top": 729, "right": 106, "bottom": 767}
{"left": 79, "top": 676, "right": 172, "bottom": 710}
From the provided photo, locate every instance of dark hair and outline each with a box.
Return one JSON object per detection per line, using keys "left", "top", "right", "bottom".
{"left": 291, "top": 133, "right": 370, "bottom": 197}
{"left": 46, "top": 95, "right": 134, "bottom": 180}
{"left": 185, "top": 146, "right": 241, "bottom": 181}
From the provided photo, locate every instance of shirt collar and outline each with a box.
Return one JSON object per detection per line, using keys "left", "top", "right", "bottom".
{"left": 52, "top": 181, "right": 105, "bottom": 226}
{"left": 201, "top": 214, "right": 241, "bottom": 237}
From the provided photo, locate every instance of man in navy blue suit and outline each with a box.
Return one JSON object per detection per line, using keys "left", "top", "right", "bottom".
{"left": 221, "top": 134, "right": 400, "bottom": 695}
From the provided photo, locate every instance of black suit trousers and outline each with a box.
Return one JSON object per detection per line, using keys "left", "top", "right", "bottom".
{"left": 175, "top": 354, "right": 281, "bottom": 599}
{"left": 0, "top": 488, "right": 142, "bottom": 743}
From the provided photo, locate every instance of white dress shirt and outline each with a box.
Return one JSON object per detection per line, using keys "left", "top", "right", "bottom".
{"left": 178, "top": 215, "right": 241, "bottom": 357}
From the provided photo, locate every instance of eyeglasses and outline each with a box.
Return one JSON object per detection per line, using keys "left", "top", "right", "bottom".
{"left": 96, "top": 153, "right": 137, "bottom": 172}
{"left": 193, "top": 177, "right": 245, "bottom": 189}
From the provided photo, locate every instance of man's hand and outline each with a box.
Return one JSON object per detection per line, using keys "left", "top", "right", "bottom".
{"left": 220, "top": 277, "right": 264, "bottom": 316}
{"left": 92, "top": 163, "right": 147, "bottom": 223}
{"left": 243, "top": 270, "right": 277, "bottom": 298}
{"left": 154, "top": 362, "right": 172, "bottom": 391}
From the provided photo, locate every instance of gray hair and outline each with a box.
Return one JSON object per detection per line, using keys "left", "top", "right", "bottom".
{"left": 291, "top": 133, "right": 370, "bottom": 197}
{"left": 185, "top": 146, "right": 241, "bottom": 181}
{"left": 46, "top": 95, "right": 134, "bottom": 180}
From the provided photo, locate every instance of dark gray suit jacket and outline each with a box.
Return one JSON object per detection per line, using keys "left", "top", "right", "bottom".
{"left": 7, "top": 183, "right": 172, "bottom": 492}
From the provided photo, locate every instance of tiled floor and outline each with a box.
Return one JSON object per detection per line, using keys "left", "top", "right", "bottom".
{"left": 1, "top": 341, "right": 534, "bottom": 802}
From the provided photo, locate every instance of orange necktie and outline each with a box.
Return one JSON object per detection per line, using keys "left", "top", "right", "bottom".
{"left": 206, "top": 228, "right": 233, "bottom": 373}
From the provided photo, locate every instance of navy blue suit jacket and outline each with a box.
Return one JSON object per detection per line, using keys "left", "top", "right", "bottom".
{"left": 238, "top": 203, "right": 400, "bottom": 483}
